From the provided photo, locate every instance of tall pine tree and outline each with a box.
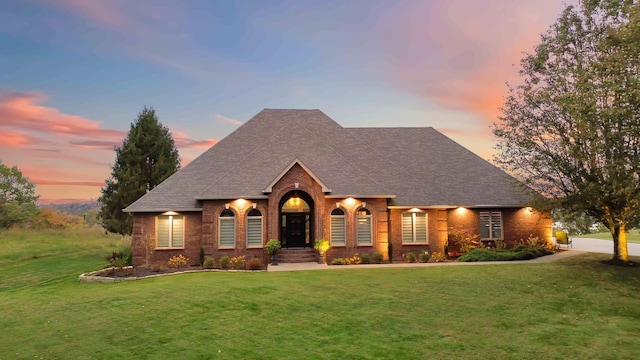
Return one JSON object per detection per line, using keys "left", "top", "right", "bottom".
{"left": 99, "top": 107, "right": 180, "bottom": 235}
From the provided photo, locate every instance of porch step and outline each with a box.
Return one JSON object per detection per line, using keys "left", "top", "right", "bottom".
{"left": 277, "top": 249, "right": 318, "bottom": 263}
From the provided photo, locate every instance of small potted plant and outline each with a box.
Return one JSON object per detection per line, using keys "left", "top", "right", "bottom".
{"left": 265, "top": 239, "right": 281, "bottom": 265}
{"left": 314, "top": 238, "right": 329, "bottom": 264}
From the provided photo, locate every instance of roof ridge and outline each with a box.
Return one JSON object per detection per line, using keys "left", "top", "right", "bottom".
{"left": 346, "top": 128, "right": 425, "bottom": 187}
{"left": 293, "top": 114, "right": 395, "bottom": 195}
{"left": 196, "top": 115, "right": 296, "bottom": 197}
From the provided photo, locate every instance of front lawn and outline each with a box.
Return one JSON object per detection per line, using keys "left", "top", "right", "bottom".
{"left": 1, "top": 229, "right": 639, "bottom": 359}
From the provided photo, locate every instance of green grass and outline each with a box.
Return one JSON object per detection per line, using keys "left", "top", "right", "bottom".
{"left": 573, "top": 231, "right": 640, "bottom": 243}
{"left": 1, "top": 229, "right": 640, "bottom": 359}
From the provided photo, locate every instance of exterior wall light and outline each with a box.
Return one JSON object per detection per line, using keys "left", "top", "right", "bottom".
{"left": 361, "top": 202, "right": 367, "bottom": 208}
{"left": 225, "top": 203, "right": 230, "bottom": 210}
{"left": 252, "top": 202, "right": 257, "bottom": 209}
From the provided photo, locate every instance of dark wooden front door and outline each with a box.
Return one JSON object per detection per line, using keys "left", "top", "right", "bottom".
{"left": 285, "top": 213, "right": 307, "bottom": 247}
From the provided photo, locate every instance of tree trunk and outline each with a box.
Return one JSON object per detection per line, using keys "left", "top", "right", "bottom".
{"left": 611, "top": 223, "right": 629, "bottom": 262}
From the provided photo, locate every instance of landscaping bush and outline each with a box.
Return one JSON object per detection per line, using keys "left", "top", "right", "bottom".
{"left": 219, "top": 255, "right": 230, "bottom": 269}
{"left": 246, "top": 257, "right": 263, "bottom": 270}
{"left": 405, "top": 252, "right": 416, "bottom": 263}
{"left": 203, "top": 257, "right": 216, "bottom": 269}
{"left": 372, "top": 252, "right": 384, "bottom": 264}
{"left": 429, "top": 252, "right": 447, "bottom": 263}
{"left": 331, "top": 258, "right": 346, "bottom": 265}
{"left": 345, "top": 253, "right": 361, "bottom": 265}
{"left": 458, "top": 246, "right": 552, "bottom": 262}
{"left": 230, "top": 255, "right": 246, "bottom": 270}
{"left": 168, "top": 254, "right": 189, "bottom": 268}
{"left": 419, "top": 251, "right": 430, "bottom": 263}
{"left": 360, "top": 253, "right": 371, "bottom": 264}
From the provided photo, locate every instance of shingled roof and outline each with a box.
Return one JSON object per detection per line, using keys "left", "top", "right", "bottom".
{"left": 124, "top": 109, "right": 534, "bottom": 212}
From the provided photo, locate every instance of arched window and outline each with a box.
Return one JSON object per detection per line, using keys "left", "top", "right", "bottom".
{"left": 356, "top": 208, "right": 372, "bottom": 245}
{"left": 219, "top": 209, "right": 235, "bottom": 248}
{"left": 330, "top": 208, "right": 345, "bottom": 246}
{"left": 246, "top": 209, "right": 263, "bottom": 248}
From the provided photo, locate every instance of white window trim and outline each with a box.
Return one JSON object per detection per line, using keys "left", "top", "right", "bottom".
{"left": 156, "top": 215, "right": 185, "bottom": 249}
{"left": 356, "top": 209, "right": 373, "bottom": 246}
{"left": 479, "top": 211, "right": 503, "bottom": 240}
{"left": 246, "top": 214, "right": 263, "bottom": 248}
{"left": 330, "top": 210, "right": 346, "bottom": 247}
{"left": 402, "top": 212, "right": 428, "bottom": 244}
{"left": 218, "top": 213, "right": 236, "bottom": 249}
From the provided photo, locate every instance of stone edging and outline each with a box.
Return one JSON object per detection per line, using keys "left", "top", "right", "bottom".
{"left": 78, "top": 267, "right": 265, "bottom": 283}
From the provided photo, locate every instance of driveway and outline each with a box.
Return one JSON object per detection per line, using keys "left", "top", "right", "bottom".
{"left": 568, "top": 237, "right": 640, "bottom": 257}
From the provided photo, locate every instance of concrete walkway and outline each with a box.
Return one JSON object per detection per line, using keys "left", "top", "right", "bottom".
{"left": 570, "top": 237, "right": 640, "bottom": 256}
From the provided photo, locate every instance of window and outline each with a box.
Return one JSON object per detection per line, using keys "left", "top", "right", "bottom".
{"left": 219, "top": 209, "right": 235, "bottom": 248}
{"left": 356, "top": 208, "right": 372, "bottom": 245}
{"left": 479, "top": 211, "right": 503, "bottom": 240}
{"left": 330, "top": 208, "right": 345, "bottom": 246}
{"left": 246, "top": 209, "right": 263, "bottom": 248}
{"left": 156, "top": 215, "right": 184, "bottom": 248}
{"left": 402, "top": 212, "right": 428, "bottom": 243}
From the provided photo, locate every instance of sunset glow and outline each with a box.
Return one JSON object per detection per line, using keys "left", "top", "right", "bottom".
{"left": 0, "top": 0, "right": 575, "bottom": 203}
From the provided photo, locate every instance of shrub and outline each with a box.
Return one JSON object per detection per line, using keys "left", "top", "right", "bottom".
{"left": 104, "top": 246, "right": 132, "bottom": 268}
{"left": 168, "top": 254, "right": 189, "bottom": 268}
{"left": 219, "top": 255, "right": 230, "bottom": 269}
{"left": 419, "top": 251, "right": 430, "bottom": 263}
{"left": 150, "top": 263, "right": 167, "bottom": 272}
{"left": 203, "top": 257, "right": 216, "bottom": 269}
{"left": 448, "top": 228, "right": 481, "bottom": 253}
{"left": 524, "top": 235, "right": 555, "bottom": 251}
{"left": 429, "top": 252, "right": 447, "bottom": 263}
{"left": 372, "top": 252, "right": 384, "bottom": 264}
{"left": 458, "top": 246, "right": 553, "bottom": 262}
{"left": 230, "top": 255, "right": 246, "bottom": 270}
{"left": 265, "top": 239, "right": 281, "bottom": 254}
{"left": 331, "top": 258, "right": 346, "bottom": 265}
{"left": 345, "top": 253, "right": 361, "bottom": 265}
{"left": 405, "top": 252, "right": 416, "bottom": 263}
{"left": 246, "top": 257, "right": 263, "bottom": 270}
{"left": 360, "top": 253, "right": 371, "bottom": 264}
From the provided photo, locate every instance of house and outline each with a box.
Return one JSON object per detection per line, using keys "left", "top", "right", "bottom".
{"left": 124, "top": 109, "right": 552, "bottom": 266}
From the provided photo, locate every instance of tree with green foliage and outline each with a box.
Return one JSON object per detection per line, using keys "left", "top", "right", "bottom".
{"left": 494, "top": 0, "right": 640, "bottom": 262}
{"left": 0, "top": 161, "right": 39, "bottom": 229}
{"left": 99, "top": 107, "right": 180, "bottom": 235}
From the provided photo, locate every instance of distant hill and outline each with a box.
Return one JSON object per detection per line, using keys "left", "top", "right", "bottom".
{"left": 38, "top": 201, "right": 100, "bottom": 215}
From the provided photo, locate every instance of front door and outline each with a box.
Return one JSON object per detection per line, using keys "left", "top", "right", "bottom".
{"left": 286, "top": 213, "right": 307, "bottom": 247}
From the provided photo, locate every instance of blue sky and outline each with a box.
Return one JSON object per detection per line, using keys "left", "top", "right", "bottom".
{"left": 0, "top": 0, "right": 574, "bottom": 202}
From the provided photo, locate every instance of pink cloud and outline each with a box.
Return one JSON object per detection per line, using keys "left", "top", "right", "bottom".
{"left": 378, "top": 0, "right": 574, "bottom": 129}
{"left": 0, "top": 91, "right": 125, "bottom": 139}
{"left": 172, "top": 130, "right": 219, "bottom": 149}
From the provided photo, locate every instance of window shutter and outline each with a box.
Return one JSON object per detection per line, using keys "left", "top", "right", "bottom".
{"left": 402, "top": 213, "right": 413, "bottom": 243}
{"left": 479, "top": 212, "right": 491, "bottom": 239}
{"left": 415, "top": 213, "right": 427, "bottom": 243}
{"left": 247, "top": 217, "right": 262, "bottom": 247}
{"left": 331, "top": 215, "right": 346, "bottom": 245}
{"left": 219, "top": 217, "right": 235, "bottom": 248}
{"left": 357, "top": 215, "right": 372, "bottom": 245}
{"left": 171, "top": 216, "right": 184, "bottom": 247}
{"left": 157, "top": 216, "right": 170, "bottom": 247}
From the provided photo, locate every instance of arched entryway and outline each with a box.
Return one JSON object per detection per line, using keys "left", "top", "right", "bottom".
{"left": 279, "top": 190, "right": 314, "bottom": 248}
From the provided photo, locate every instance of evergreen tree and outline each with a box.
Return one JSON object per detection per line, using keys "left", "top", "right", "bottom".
{"left": 494, "top": 0, "right": 640, "bottom": 262}
{"left": 99, "top": 107, "right": 180, "bottom": 235}
{"left": 0, "top": 161, "right": 39, "bottom": 229}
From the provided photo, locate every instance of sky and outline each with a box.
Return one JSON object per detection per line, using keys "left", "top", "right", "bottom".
{"left": 0, "top": 0, "right": 576, "bottom": 203}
